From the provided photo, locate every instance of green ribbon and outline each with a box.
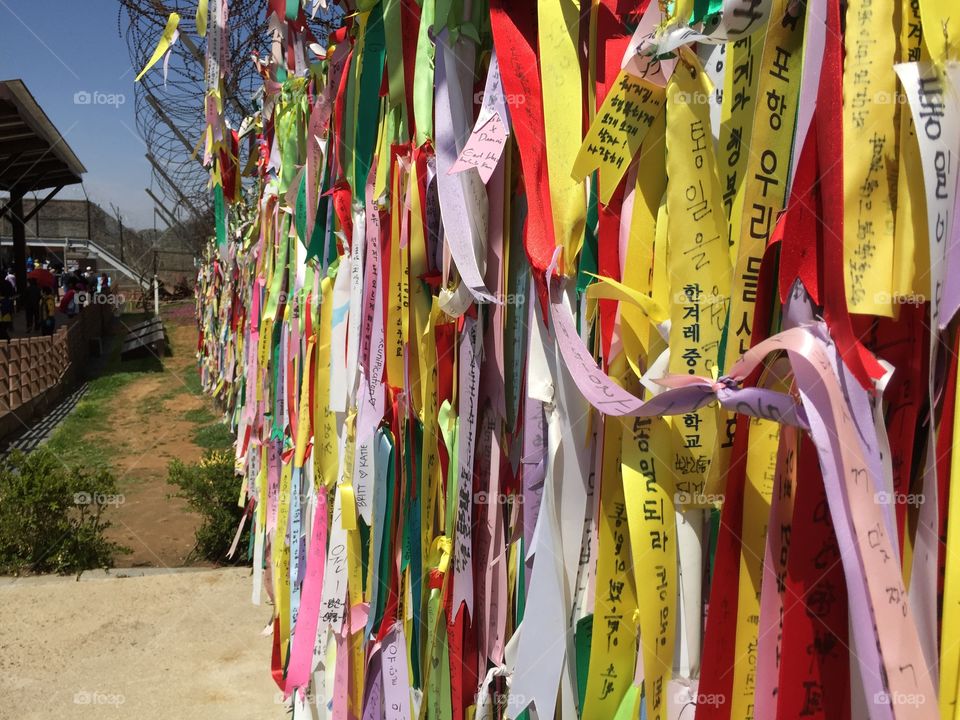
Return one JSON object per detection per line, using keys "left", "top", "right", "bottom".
{"left": 504, "top": 195, "right": 530, "bottom": 433}
{"left": 214, "top": 184, "right": 227, "bottom": 251}
{"left": 372, "top": 429, "right": 396, "bottom": 634}
{"left": 412, "top": 0, "right": 437, "bottom": 145}
{"left": 275, "top": 84, "right": 305, "bottom": 196}
{"left": 405, "top": 420, "right": 423, "bottom": 687}
{"left": 576, "top": 174, "right": 599, "bottom": 295}
{"left": 264, "top": 214, "right": 290, "bottom": 322}
{"left": 383, "top": 0, "right": 409, "bottom": 138}
{"left": 575, "top": 615, "right": 594, "bottom": 713}
{"left": 307, "top": 139, "right": 332, "bottom": 262}
{"left": 353, "top": 5, "right": 387, "bottom": 201}
{"left": 295, "top": 173, "right": 308, "bottom": 251}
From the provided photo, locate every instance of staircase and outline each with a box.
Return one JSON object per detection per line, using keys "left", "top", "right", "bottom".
{"left": 0, "top": 236, "right": 152, "bottom": 290}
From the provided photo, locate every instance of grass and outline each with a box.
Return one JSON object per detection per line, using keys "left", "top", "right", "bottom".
{"left": 43, "top": 309, "right": 206, "bottom": 467}
{"left": 183, "top": 401, "right": 232, "bottom": 452}
{"left": 192, "top": 422, "right": 235, "bottom": 451}
{"left": 45, "top": 371, "right": 143, "bottom": 467}
{"left": 136, "top": 384, "right": 183, "bottom": 419}
{"left": 182, "top": 370, "right": 203, "bottom": 395}
{"left": 183, "top": 407, "right": 216, "bottom": 424}
{"left": 42, "top": 304, "right": 226, "bottom": 469}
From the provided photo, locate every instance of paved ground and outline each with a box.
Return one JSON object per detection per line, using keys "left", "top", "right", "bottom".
{"left": 0, "top": 568, "right": 281, "bottom": 719}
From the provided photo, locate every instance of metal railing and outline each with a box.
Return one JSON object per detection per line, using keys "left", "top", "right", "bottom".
{"left": 0, "top": 236, "right": 152, "bottom": 289}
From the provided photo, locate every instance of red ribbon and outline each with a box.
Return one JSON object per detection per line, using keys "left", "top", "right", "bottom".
{"left": 874, "top": 303, "right": 929, "bottom": 555}
{"left": 695, "top": 412, "right": 749, "bottom": 720}
{"left": 489, "top": 0, "right": 557, "bottom": 314}
{"left": 776, "top": 436, "right": 850, "bottom": 719}
{"left": 813, "top": 0, "right": 886, "bottom": 388}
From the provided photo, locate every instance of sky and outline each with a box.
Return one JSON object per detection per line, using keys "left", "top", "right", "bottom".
{"left": 0, "top": 0, "right": 161, "bottom": 230}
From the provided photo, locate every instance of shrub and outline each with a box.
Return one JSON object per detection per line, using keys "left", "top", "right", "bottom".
{"left": 168, "top": 450, "right": 247, "bottom": 562}
{"left": 0, "top": 449, "right": 128, "bottom": 575}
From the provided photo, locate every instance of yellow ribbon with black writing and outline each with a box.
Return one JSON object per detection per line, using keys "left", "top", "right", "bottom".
{"left": 665, "top": 48, "right": 731, "bottom": 500}
{"left": 728, "top": 417, "right": 779, "bottom": 719}
{"left": 314, "top": 276, "right": 339, "bottom": 488}
{"left": 623, "top": 415, "right": 675, "bottom": 720}
{"left": 842, "top": 0, "right": 898, "bottom": 315}
{"left": 582, "top": 419, "right": 638, "bottom": 719}
{"left": 892, "top": 0, "right": 930, "bottom": 301}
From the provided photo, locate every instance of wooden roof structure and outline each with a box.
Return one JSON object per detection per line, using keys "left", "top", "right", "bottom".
{"left": 0, "top": 80, "right": 86, "bottom": 292}
{"left": 0, "top": 79, "right": 85, "bottom": 193}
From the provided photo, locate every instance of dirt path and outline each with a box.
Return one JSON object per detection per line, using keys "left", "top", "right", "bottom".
{"left": 91, "top": 306, "right": 226, "bottom": 567}
{"left": 0, "top": 568, "right": 279, "bottom": 720}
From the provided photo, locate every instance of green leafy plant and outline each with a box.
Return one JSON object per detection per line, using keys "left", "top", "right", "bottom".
{"left": 0, "top": 449, "right": 129, "bottom": 575}
{"left": 168, "top": 450, "right": 247, "bottom": 562}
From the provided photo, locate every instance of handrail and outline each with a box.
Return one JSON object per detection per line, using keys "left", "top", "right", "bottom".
{"left": 0, "top": 235, "right": 152, "bottom": 289}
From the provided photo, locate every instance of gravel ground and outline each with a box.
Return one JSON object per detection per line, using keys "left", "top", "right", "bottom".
{"left": 0, "top": 567, "right": 281, "bottom": 719}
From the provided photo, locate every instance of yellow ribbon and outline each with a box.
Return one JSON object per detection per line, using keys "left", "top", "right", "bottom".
{"left": 196, "top": 0, "right": 208, "bottom": 38}
{"left": 135, "top": 13, "right": 180, "bottom": 82}
{"left": 842, "top": 0, "right": 898, "bottom": 315}
{"left": 538, "top": 0, "right": 587, "bottom": 270}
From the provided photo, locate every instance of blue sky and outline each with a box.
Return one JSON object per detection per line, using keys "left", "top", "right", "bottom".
{"left": 1, "top": 0, "right": 159, "bottom": 229}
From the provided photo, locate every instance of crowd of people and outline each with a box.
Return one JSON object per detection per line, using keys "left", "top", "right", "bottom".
{"left": 0, "top": 257, "right": 113, "bottom": 341}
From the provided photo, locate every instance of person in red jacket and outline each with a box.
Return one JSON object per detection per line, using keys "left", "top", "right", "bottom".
{"left": 58, "top": 283, "right": 79, "bottom": 317}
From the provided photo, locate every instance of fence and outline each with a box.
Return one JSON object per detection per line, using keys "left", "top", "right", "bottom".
{"left": 0, "top": 304, "right": 111, "bottom": 438}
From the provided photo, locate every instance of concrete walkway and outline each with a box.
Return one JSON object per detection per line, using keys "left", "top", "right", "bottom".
{"left": 0, "top": 567, "right": 281, "bottom": 719}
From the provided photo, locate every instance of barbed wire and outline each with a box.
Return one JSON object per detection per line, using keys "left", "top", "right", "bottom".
{"left": 118, "top": 0, "right": 268, "bottom": 228}
{"left": 119, "top": 1, "right": 349, "bottom": 252}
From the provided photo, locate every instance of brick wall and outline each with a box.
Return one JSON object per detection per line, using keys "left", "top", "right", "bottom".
{"left": 0, "top": 303, "right": 111, "bottom": 442}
